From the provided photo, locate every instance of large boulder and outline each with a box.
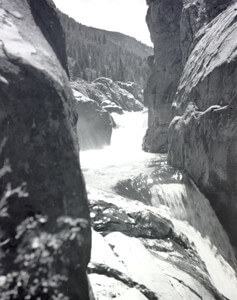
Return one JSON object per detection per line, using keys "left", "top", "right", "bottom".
{"left": 73, "top": 77, "right": 144, "bottom": 112}
{"left": 71, "top": 78, "right": 144, "bottom": 113}
{"left": 87, "top": 188, "right": 225, "bottom": 300}
{"left": 0, "top": 0, "right": 90, "bottom": 299}
{"left": 73, "top": 89, "right": 113, "bottom": 150}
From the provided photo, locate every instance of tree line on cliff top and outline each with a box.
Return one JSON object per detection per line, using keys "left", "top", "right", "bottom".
{"left": 59, "top": 11, "right": 153, "bottom": 87}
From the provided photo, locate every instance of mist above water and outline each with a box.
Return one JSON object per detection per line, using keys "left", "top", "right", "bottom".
{"left": 80, "top": 111, "right": 150, "bottom": 168}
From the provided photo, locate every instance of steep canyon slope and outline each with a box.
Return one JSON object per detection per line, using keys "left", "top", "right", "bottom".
{"left": 58, "top": 11, "right": 153, "bottom": 86}
{"left": 144, "top": 0, "right": 237, "bottom": 250}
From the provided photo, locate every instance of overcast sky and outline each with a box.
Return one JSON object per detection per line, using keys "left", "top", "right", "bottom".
{"left": 53, "top": 0, "right": 152, "bottom": 46}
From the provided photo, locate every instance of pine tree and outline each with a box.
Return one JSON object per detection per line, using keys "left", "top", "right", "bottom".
{"left": 118, "top": 58, "right": 125, "bottom": 82}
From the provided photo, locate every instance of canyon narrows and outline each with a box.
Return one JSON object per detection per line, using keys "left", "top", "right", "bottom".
{"left": 0, "top": 0, "right": 237, "bottom": 299}
{"left": 81, "top": 111, "right": 237, "bottom": 300}
{"left": 143, "top": 0, "right": 237, "bottom": 253}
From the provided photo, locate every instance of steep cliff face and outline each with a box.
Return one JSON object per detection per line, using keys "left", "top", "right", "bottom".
{"left": 0, "top": 0, "right": 90, "bottom": 298}
{"left": 143, "top": 0, "right": 232, "bottom": 153}
{"left": 144, "top": 0, "right": 237, "bottom": 250}
{"left": 143, "top": 0, "right": 183, "bottom": 153}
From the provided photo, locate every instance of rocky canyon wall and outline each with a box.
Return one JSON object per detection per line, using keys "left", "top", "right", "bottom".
{"left": 144, "top": 0, "right": 237, "bottom": 250}
{"left": 0, "top": 0, "right": 91, "bottom": 298}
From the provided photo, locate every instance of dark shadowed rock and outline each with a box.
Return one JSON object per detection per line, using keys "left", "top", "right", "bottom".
{"left": 143, "top": 0, "right": 233, "bottom": 153}
{"left": 27, "top": 0, "right": 69, "bottom": 75}
{"left": 143, "top": 0, "right": 183, "bottom": 153}
{"left": 90, "top": 199, "right": 173, "bottom": 239}
{"left": 144, "top": 0, "right": 237, "bottom": 252}
{"left": 0, "top": 0, "right": 90, "bottom": 299}
{"left": 168, "top": 100, "right": 237, "bottom": 250}
{"left": 168, "top": 2, "right": 237, "bottom": 251}
{"left": 73, "top": 89, "right": 113, "bottom": 150}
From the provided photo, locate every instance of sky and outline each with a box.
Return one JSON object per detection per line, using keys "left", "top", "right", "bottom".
{"left": 53, "top": 0, "right": 152, "bottom": 46}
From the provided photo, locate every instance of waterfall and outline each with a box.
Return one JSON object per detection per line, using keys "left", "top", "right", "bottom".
{"left": 80, "top": 111, "right": 237, "bottom": 299}
{"left": 80, "top": 110, "right": 150, "bottom": 169}
{"left": 151, "top": 182, "right": 237, "bottom": 298}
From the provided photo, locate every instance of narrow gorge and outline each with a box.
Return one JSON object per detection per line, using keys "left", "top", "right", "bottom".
{"left": 0, "top": 0, "right": 236, "bottom": 300}
{"left": 143, "top": 0, "right": 237, "bottom": 253}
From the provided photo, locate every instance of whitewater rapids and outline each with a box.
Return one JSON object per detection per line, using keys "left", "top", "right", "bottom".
{"left": 80, "top": 111, "right": 237, "bottom": 299}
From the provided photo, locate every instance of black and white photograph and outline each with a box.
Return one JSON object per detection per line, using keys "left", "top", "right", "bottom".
{"left": 0, "top": 0, "right": 237, "bottom": 299}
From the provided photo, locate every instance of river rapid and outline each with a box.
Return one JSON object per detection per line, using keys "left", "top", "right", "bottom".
{"left": 80, "top": 111, "right": 237, "bottom": 299}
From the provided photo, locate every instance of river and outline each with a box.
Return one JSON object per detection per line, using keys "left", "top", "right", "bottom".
{"left": 80, "top": 111, "right": 237, "bottom": 299}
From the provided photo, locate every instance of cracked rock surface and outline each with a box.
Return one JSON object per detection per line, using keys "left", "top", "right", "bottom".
{"left": 88, "top": 188, "right": 225, "bottom": 300}
{"left": 0, "top": 0, "right": 91, "bottom": 298}
{"left": 144, "top": 0, "right": 237, "bottom": 251}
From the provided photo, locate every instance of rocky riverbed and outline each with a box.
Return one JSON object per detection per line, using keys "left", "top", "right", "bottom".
{"left": 81, "top": 112, "right": 237, "bottom": 300}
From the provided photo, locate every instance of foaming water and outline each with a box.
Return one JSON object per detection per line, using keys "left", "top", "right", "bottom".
{"left": 80, "top": 111, "right": 157, "bottom": 189}
{"left": 80, "top": 111, "right": 150, "bottom": 169}
{"left": 151, "top": 183, "right": 237, "bottom": 299}
{"left": 80, "top": 111, "right": 237, "bottom": 299}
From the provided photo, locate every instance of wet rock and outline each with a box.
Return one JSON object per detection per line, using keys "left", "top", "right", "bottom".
{"left": 89, "top": 227, "right": 223, "bottom": 299}
{"left": 89, "top": 231, "right": 159, "bottom": 300}
{"left": 73, "top": 89, "right": 113, "bottom": 150}
{"left": 87, "top": 182, "right": 231, "bottom": 299}
{"left": 114, "top": 176, "right": 153, "bottom": 205}
{"left": 106, "top": 232, "right": 223, "bottom": 300}
{"left": 90, "top": 199, "right": 173, "bottom": 239}
{"left": 168, "top": 101, "right": 237, "bottom": 250}
{"left": 88, "top": 262, "right": 158, "bottom": 300}
{"left": 0, "top": 0, "right": 90, "bottom": 299}
{"left": 116, "top": 288, "right": 149, "bottom": 300}
{"left": 88, "top": 274, "right": 131, "bottom": 300}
